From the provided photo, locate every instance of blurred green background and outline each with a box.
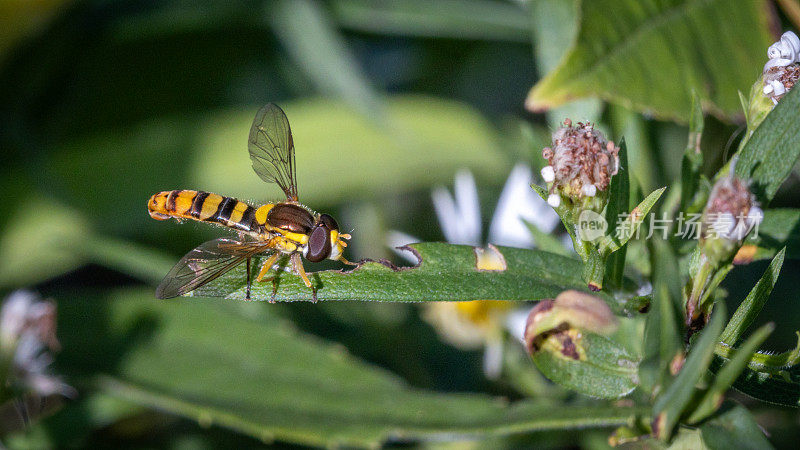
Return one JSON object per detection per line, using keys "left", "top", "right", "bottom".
{"left": 2, "top": 0, "right": 800, "bottom": 448}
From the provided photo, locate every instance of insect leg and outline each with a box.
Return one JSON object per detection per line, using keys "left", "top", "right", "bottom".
{"left": 256, "top": 252, "right": 281, "bottom": 282}
{"left": 246, "top": 257, "right": 252, "bottom": 301}
{"left": 290, "top": 252, "right": 316, "bottom": 302}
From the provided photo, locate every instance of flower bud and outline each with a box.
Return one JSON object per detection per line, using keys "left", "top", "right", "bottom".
{"left": 524, "top": 290, "right": 617, "bottom": 355}
{"left": 541, "top": 119, "right": 619, "bottom": 213}
{"left": 700, "top": 175, "right": 762, "bottom": 263}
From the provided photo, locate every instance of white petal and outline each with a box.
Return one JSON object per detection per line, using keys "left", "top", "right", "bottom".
{"left": 747, "top": 206, "right": 764, "bottom": 227}
{"left": 582, "top": 184, "right": 597, "bottom": 197}
{"left": 482, "top": 338, "right": 503, "bottom": 380}
{"left": 505, "top": 307, "right": 532, "bottom": 343}
{"left": 432, "top": 186, "right": 464, "bottom": 244}
{"left": 540, "top": 165, "right": 555, "bottom": 183}
{"left": 488, "top": 164, "right": 559, "bottom": 248}
{"left": 547, "top": 193, "right": 561, "bottom": 208}
{"left": 453, "top": 170, "right": 482, "bottom": 245}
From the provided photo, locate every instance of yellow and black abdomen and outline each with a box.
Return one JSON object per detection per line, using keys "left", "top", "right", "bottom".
{"left": 148, "top": 190, "right": 262, "bottom": 234}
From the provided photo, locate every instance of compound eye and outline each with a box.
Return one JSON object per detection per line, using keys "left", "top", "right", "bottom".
{"left": 319, "top": 214, "right": 338, "bottom": 231}
{"left": 306, "top": 225, "right": 331, "bottom": 262}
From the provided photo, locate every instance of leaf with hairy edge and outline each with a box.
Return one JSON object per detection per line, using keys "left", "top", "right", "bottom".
{"left": 689, "top": 323, "right": 773, "bottom": 424}
{"left": 652, "top": 304, "right": 725, "bottom": 440}
{"left": 57, "top": 289, "right": 647, "bottom": 448}
{"left": 188, "top": 243, "right": 639, "bottom": 313}
{"left": 735, "top": 85, "right": 800, "bottom": 202}
{"left": 720, "top": 249, "right": 785, "bottom": 346}
{"left": 525, "top": 0, "right": 772, "bottom": 122}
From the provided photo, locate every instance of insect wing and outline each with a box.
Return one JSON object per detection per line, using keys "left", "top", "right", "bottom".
{"left": 156, "top": 238, "right": 269, "bottom": 299}
{"left": 248, "top": 103, "right": 299, "bottom": 201}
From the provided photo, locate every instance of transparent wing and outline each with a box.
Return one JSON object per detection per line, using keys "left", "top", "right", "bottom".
{"left": 155, "top": 238, "right": 271, "bottom": 299}
{"left": 248, "top": 103, "right": 299, "bottom": 201}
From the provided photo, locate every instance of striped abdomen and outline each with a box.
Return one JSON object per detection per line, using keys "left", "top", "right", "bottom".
{"left": 148, "top": 190, "right": 262, "bottom": 234}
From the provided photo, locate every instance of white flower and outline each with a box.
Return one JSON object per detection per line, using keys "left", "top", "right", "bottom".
{"left": 1, "top": 291, "right": 75, "bottom": 400}
{"left": 386, "top": 164, "right": 562, "bottom": 378}
{"left": 763, "top": 31, "right": 800, "bottom": 105}
{"left": 764, "top": 31, "right": 800, "bottom": 71}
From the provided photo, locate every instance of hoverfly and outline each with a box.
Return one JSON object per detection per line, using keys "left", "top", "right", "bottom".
{"left": 148, "top": 103, "right": 353, "bottom": 301}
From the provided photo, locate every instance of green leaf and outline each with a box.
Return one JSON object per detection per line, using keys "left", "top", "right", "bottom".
{"left": 604, "top": 139, "right": 630, "bottom": 289}
{"left": 720, "top": 249, "right": 784, "bottom": 346}
{"left": 52, "top": 96, "right": 508, "bottom": 232}
{"left": 331, "top": 0, "right": 532, "bottom": 42}
{"left": 699, "top": 403, "right": 774, "bottom": 450}
{"left": 531, "top": 0, "right": 604, "bottom": 129}
{"left": 525, "top": 0, "right": 772, "bottom": 122}
{"left": 192, "top": 97, "right": 508, "bottom": 205}
{"left": 523, "top": 220, "right": 572, "bottom": 257}
{"left": 530, "top": 332, "right": 639, "bottom": 399}
{"left": 740, "top": 209, "right": 800, "bottom": 262}
{"left": 610, "top": 104, "right": 658, "bottom": 193}
{"left": 735, "top": 85, "right": 800, "bottom": 202}
{"left": 268, "top": 0, "right": 384, "bottom": 119}
{"left": 679, "top": 92, "right": 705, "bottom": 214}
{"left": 640, "top": 239, "right": 684, "bottom": 393}
{"left": 191, "top": 243, "right": 626, "bottom": 310}
{"left": 689, "top": 323, "right": 773, "bottom": 424}
{"left": 652, "top": 304, "right": 726, "bottom": 440}
{"left": 0, "top": 195, "right": 90, "bottom": 289}
{"left": 57, "top": 289, "right": 646, "bottom": 447}
{"left": 599, "top": 187, "right": 667, "bottom": 254}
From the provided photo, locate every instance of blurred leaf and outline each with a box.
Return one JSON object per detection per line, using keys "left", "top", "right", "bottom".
{"left": 720, "top": 249, "right": 784, "bottom": 346}
{"left": 689, "top": 323, "right": 772, "bottom": 424}
{"left": 735, "top": 85, "right": 800, "bottom": 202}
{"left": 0, "top": 0, "right": 71, "bottom": 61}
{"left": 610, "top": 105, "right": 658, "bottom": 193}
{"left": 192, "top": 243, "right": 626, "bottom": 310}
{"left": 652, "top": 304, "right": 725, "bottom": 441}
{"left": 699, "top": 403, "right": 774, "bottom": 450}
{"left": 331, "top": 0, "right": 531, "bottom": 42}
{"left": 52, "top": 96, "right": 507, "bottom": 232}
{"left": 58, "top": 289, "right": 645, "bottom": 447}
{"left": 80, "top": 236, "right": 176, "bottom": 285}
{"left": 523, "top": 220, "right": 572, "bottom": 257}
{"left": 194, "top": 96, "right": 508, "bottom": 204}
{"left": 530, "top": 0, "right": 603, "bottom": 129}
{"left": 530, "top": 332, "right": 639, "bottom": 399}
{"left": 741, "top": 209, "right": 800, "bottom": 262}
{"left": 0, "top": 195, "right": 90, "bottom": 288}
{"left": 525, "top": 0, "right": 772, "bottom": 122}
{"left": 269, "top": 0, "right": 384, "bottom": 119}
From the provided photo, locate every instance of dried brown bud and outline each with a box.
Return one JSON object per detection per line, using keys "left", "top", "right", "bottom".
{"left": 540, "top": 120, "right": 620, "bottom": 208}
{"left": 763, "top": 63, "right": 800, "bottom": 104}
{"left": 702, "top": 175, "right": 762, "bottom": 242}
{"left": 524, "top": 290, "right": 617, "bottom": 355}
